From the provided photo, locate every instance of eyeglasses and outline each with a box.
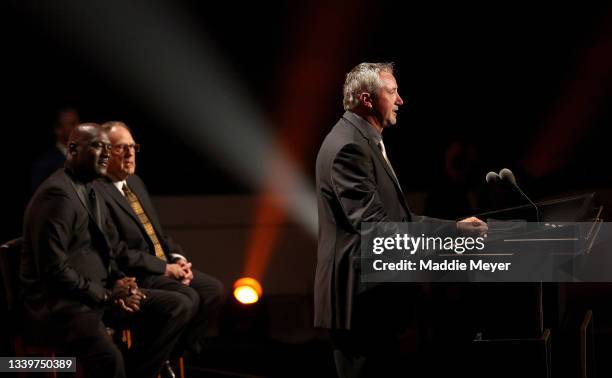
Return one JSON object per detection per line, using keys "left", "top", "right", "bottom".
{"left": 111, "top": 143, "right": 141, "bottom": 154}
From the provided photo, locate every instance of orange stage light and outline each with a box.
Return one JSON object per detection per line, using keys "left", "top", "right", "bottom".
{"left": 233, "top": 277, "right": 263, "bottom": 305}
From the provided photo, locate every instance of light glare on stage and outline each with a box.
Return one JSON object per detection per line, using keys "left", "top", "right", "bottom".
{"left": 233, "top": 277, "right": 263, "bottom": 305}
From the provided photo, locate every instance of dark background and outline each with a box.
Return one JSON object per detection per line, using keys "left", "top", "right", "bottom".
{"left": 2, "top": 2, "right": 611, "bottom": 242}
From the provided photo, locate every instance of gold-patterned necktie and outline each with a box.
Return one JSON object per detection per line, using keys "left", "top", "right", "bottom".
{"left": 122, "top": 183, "right": 167, "bottom": 261}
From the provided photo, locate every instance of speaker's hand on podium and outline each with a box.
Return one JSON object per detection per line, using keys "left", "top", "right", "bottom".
{"left": 457, "top": 217, "right": 488, "bottom": 237}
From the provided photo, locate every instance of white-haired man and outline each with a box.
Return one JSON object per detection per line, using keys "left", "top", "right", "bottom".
{"left": 95, "top": 121, "right": 224, "bottom": 377}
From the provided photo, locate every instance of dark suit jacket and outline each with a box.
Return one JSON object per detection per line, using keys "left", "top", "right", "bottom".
{"left": 314, "top": 111, "right": 454, "bottom": 331}
{"left": 94, "top": 175, "right": 184, "bottom": 279}
{"left": 20, "top": 169, "right": 124, "bottom": 320}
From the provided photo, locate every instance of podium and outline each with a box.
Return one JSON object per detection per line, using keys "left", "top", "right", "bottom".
{"left": 475, "top": 192, "right": 601, "bottom": 223}
{"left": 468, "top": 193, "right": 602, "bottom": 377}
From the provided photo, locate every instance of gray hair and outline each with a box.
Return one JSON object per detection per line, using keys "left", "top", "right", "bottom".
{"left": 343, "top": 62, "right": 394, "bottom": 111}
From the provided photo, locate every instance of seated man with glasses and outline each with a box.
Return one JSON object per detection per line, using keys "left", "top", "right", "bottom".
{"left": 95, "top": 121, "right": 224, "bottom": 372}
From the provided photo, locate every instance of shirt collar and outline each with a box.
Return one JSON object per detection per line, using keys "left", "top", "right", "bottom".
{"left": 343, "top": 111, "right": 383, "bottom": 144}
{"left": 113, "top": 179, "right": 128, "bottom": 195}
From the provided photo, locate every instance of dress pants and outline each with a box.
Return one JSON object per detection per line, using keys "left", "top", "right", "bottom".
{"left": 118, "top": 287, "right": 193, "bottom": 378}
{"left": 332, "top": 284, "right": 420, "bottom": 378}
{"left": 26, "top": 310, "right": 125, "bottom": 378}
{"left": 140, "top": 269, "right": 224, "bottom": 357}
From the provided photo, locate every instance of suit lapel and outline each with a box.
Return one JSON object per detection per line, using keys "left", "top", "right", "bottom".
{"left": 127, "top": 176, "right": 165, "bottom": 240}
{"left": 102, "top": 179, "right": 144, "bottom": 229}
{"left": 105, "top": 177, "right": 165, "bottom": 247}
{"left": 342, "top": 114, "right": 411, "bottom": 215}
{"left": 367, "top": 138, "right": 403, "bottom": 193}
{"left": 369, "top": 139, "right": 411, "bottom": 215}
{"left": 67, "top": 177, "right": 103, "bottom": 228}
{"left": 64, "top": 173, "right": 110, "bottom": 253}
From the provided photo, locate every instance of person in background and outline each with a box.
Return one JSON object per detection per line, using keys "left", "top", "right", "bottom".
{"left": 30, "top": 107, "right": 80, "bottom": 192}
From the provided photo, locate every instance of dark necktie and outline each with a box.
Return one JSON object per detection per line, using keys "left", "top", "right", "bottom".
{"left": 86, "top": 184, "right": 101, "bottom": 226}
{"left": 122, "top": 183, "right": 167, "bottom": 261}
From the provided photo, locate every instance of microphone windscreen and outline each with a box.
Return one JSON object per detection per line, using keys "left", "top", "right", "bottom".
{"left": 485, "top": 171, "right": 500, "bottom": 184}
{"left": 499, "top": 168, "right": 517, "bottom": 186}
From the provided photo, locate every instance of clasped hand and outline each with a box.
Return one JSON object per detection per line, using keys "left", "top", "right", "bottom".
{"left": 164, "top": 258, "right": 193, "bottom": 286}
{"left": 111, "top": 277, "right": 145, "bottom": 313}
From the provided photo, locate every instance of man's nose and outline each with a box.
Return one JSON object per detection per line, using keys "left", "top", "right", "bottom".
{"left": 396, "top": 93, "right": 404, "bottom": 106}
{"left": 102, "top": 144, "right": 111, "bottom": 157}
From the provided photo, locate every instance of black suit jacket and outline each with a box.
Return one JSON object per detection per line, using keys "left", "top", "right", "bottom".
{"left": 314, "top": 111, "right": 454, "bottom": 331}
{"left": 20, "top": 169, "right": 123, "bottom": 319}
{"left": 94, "top": 175, "right": 184, "bottom": 279}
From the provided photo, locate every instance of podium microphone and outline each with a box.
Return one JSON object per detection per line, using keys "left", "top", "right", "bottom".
{"left": 485, "top": 171, "right": 501, "bottom": 184}
{"left": 499, "top": 168, "right": 540, "bottom": 222}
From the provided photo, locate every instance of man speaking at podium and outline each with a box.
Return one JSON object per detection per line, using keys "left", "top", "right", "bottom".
{"left": 314, "top": 62, "right": 487, "bottom": 377}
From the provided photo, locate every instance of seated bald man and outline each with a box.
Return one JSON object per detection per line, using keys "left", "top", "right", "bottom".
{"left": 94, "top": 121, "right": 224, "bottom": 361}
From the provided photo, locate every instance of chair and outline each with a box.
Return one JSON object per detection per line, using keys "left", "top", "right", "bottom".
{"left": 1, "top": 237, "right": 80, "bottom": 378}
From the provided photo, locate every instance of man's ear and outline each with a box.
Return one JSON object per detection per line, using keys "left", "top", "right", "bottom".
{"left": 358, "top": 92, "right": 373, "bottom": 109}
{"left": 69, "top": 142, "right": 78, "bottom": 155}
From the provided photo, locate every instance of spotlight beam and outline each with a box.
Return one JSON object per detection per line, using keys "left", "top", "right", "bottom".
{"left": 35, "top": 0, "right": 317, "bottom": 235}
